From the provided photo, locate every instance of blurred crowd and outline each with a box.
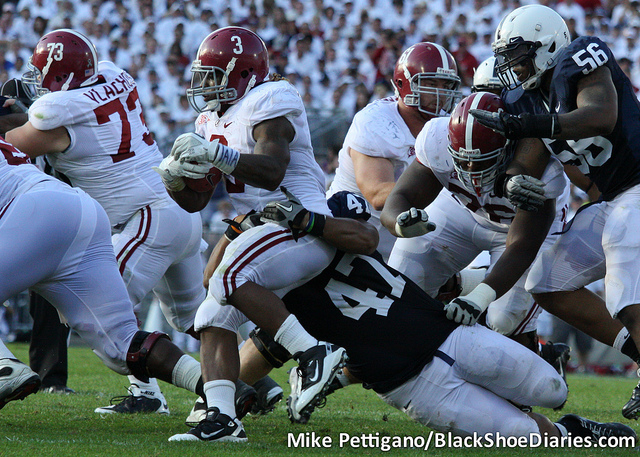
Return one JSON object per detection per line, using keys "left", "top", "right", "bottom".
{"left": 1, "top": 0, "right": 640, "bottom": 158}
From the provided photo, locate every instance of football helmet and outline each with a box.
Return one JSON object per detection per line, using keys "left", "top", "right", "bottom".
{"left": 187, "top": 27, "right": 269, "bottom": 113}
{"left": 392, "top": 42, "right": 461, "bottom": 117}
{"left": 492, "top": 5, "right": 570, "bottom": 90}
{"left": 22, "top": 29, "right": 99, "bottom": 99}
{"left": 471, "top": 57, "right": 503, "bottom": 94}
{"left": 448, "top": 92, "right": 510, "bottom": 197}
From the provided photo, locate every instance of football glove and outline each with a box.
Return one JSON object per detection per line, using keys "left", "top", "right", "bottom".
{"left": 260, "top": 187, "right": 326, "bottom": 240}
{"left": 223, "top": 211, "right": 263, "bottom": 241}
{"left": 153, "top": 155, "right": 208, "bottom": 192}
{"left": 172, "top": 132, "right": 239, "bottom": 175}
{"left": 444, "top": 283, "right": 496, "bottom": 326}
{"left": 469, "top": 109, "right": 560, "bottom": 140}
{"left": 395, "top": 208, "right": 436, "bottom": 238}
{"left": 495, "top": 173, "right": 546, "bottom": 212}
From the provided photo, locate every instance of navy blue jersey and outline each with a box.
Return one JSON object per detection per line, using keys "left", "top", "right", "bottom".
{"left": 283, "top": 251, "right": 459, "bottom": 394}
{"left": 504, "top": 36, "right": 640, "bottom": 200}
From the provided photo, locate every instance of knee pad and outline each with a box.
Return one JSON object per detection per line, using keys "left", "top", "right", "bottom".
{"left": 249, "top": 327, "right": 292, "bottom": 368}
{"left": 126, "top": 330, "right": 170, "bottom": 381}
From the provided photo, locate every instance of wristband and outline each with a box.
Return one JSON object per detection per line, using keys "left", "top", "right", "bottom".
{"left": 214, "top": 144, "right": 240, "bottom": 175}
{"left": 465, "top": 283, "right": 497, "bottom": 313}
{"left": 303, "top": 212, "right": 326, "bottom": 237}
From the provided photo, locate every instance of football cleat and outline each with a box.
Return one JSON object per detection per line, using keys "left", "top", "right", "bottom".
{"left": 558, "top": 414, "right": 637, "bottom": 442}
{"left": 287, "top": 343, "right": 346, "bottom": 424}
{"left": 234, "top": 379, "right": 258, "bottom": 419}
{"left": 251, "top": 375, "right": 283, "bottom": 415}
{"left": 0, "top": 358, "right": 41, "bottom": 410}
{"left": 169, "top": 407, "right": 248, "bottom": 443}
{"left": 94, "top": 384, "right": 169, "bottom": 414}
{"left": 41, "top": 385, "right": 75, "bottom": 394}
{"left": 185, "top": 397, "right": 207, "bottom": 426}
{"left": 185, "top": 379, "right": 260, "bottom": 426}
{"left": 539, "top": 341, "right": 570, "bottom": 410}
{"left": 622, "top": 377, "right": 640, "bottom": 420}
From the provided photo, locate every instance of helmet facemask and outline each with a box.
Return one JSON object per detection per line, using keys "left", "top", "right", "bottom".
{"left": 187, "top": 57, "right": 258, "bottom": 113}
{"left": 22, "top": 59, "right": 48, "bottom": 100}
{"left": 494, "top": 41, "right": 542, "bottom": 90}
{"left": 449, "top": 142, "right": 509, "bottom": 197}
{"left": 403, "top": 72, "right": 462, "bottom": 116}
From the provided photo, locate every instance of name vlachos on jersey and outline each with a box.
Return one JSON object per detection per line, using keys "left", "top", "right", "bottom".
{"left": 83, "top": 71, "right": 136, "bottom": 103}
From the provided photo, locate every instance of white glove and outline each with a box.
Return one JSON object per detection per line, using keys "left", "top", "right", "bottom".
{"left": 503, "top": 175, "right": 546, "bottom": 212}
{"left": 443, "top": 283, "right": 496, "bottom": 326}
{"left": 173, "top": 132, "right": 239, "bottom": 175}
{"left": 394, "top": 207, "right": 436, "bottom": 238}
{"left": 152, "top": 156, "right": 209, "bottom": 192}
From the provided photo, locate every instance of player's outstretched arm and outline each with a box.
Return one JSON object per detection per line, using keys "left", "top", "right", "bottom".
{"left": 380, "top": 160, "right": 443, "bottom": 236}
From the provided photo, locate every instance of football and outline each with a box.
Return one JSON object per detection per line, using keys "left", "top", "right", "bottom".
{"left": 183, "top": 165, "right": 223, "bottom": 192}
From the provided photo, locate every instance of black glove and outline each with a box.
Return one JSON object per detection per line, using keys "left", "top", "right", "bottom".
{"left": 260, "top": 186, "right": 325, "bottom": 240}
{"left": 223, "top": 211, "right": 263, "bottom": 241}
{"left": 1, "top": 79, "right": 32, "bottom": 113}
{"left": 470, "top": 109, "right": 561, "bottom": 140}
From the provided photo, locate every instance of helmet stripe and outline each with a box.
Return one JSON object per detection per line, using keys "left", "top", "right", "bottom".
{"left": 465, "top": 93, "right": 483, "bottom": 151}
{"left": 432, "top": 43, "right": 450, "bottom": 70}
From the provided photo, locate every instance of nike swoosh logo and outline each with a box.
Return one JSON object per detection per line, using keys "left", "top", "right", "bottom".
{"left": 279, "top": 204, "right": 293, "bottom": 212}
{"left": 200, "top": 429, "right": 225, "bottom": 440}
{"left": 307, "top": 361, "right": 320, "bottom": 383}
{"left": 224, "top": 122, "right": 233, "bottom": 128}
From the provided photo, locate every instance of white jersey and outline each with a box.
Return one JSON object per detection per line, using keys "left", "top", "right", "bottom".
{"left": 415, "top": 117, "right": 569, "bottom": 232}
{"left": 0, "top": 137, "right": 54, "bottom": 210}
{"left": 327, "top": 97, "right": 416, "bottom": 211}
{"left": 29, "top": 61, "right": 168, "bottom": 227}
{"left": 194, "top": 80, "right": 329, "bottom": 216}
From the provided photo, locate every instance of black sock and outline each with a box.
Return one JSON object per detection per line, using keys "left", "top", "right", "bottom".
{"left": 621, "top": 337, "right": 640, "bottom": 364}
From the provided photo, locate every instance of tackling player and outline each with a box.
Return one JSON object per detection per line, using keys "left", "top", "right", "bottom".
{"left": 469, "top": 4, "right": 640, "bottom": 419}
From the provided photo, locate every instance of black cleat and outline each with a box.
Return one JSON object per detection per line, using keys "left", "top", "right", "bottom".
{"left": 94, "top": 384, "right": 169, "bottom": 414}
{"left": 169, "top": 407, "right": 247, "bottom": 443}
{"left": 622, "top": 379, "right": 640, "bottom": 420}
{"left": 251, "top": 376, "right": 283, "bottom": 415}
{"left": 558, "top": 414, "right": 637, "bottom": 443}
{"left": 234, "top": 379, "right": 257, "bottom": 419}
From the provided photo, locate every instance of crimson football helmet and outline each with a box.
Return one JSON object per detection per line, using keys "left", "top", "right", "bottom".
{"left": 392, "top": 42, "right": 461, "bottom": 117}
{"left": 187, "top": 27, "right": 269, "bottom": 113}
{"left": 448, "top": 92, "right": 510, "bottom": 197}
{"left": 22, "top": 29, "right": 99, "bottom": 99}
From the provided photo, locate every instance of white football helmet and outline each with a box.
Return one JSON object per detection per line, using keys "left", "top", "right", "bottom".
{"left": 492, "top": 5, "right": 570, "bottom": 90}
{"left": 471, "top": 57, "right": 503, "bottom": 94}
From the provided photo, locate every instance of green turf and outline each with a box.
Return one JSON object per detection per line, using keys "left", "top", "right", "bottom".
{"left": 1, "top": 343, "right": 638, "bottom": 456}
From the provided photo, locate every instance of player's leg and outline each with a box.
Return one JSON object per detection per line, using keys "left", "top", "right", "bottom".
{"left": 208, "top": 224, "right": 346, "bottom": 423}
{"left": 170, "top": 303, "right": 250, "bottom": 443}
{"left": 102, "top": 203, "right": 205, "bottom": 414}
{"left": 527, "top": 196, "right": 640, "bottom": 418}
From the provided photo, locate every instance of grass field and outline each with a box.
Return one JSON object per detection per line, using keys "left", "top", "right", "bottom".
{"left": 1, "top": 343, "right": 639, "bottom": 457}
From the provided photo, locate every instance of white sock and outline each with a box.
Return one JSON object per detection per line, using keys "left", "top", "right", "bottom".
{"left": 613, "top": 328, "right": 631, "bottom": 351}
{"left": 0, "top": 341, "right": 16, "bottom": 359}
{"left": 204, "top": 380, "right": 236, "bottom": 418}
{"left": 274, "top": 314, "right": 318, "bottom": 356}
{"left": 128, "top": 376, "right": 161, "bottom": 397}
{"left": 554, "top": 423, "right": 568, "bottom": 437}
{"left": 171, "top": 354, "right": 201, "bottom": 394}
